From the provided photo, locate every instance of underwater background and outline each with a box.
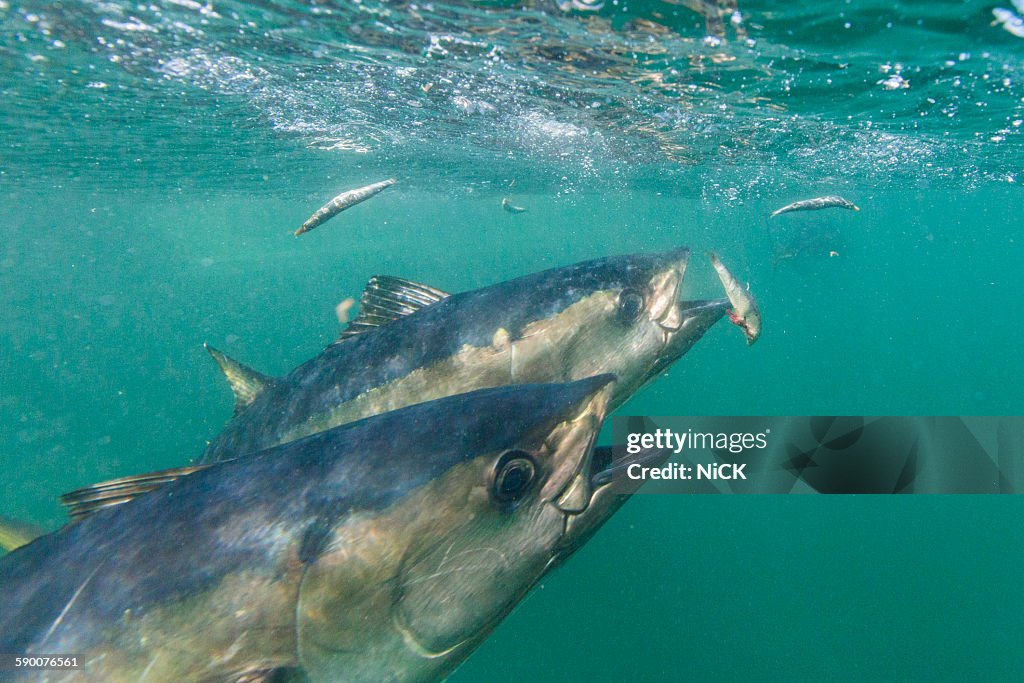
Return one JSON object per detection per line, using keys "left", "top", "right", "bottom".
{"left": 2, "top": 0, "right": 1023, "bottom": 679}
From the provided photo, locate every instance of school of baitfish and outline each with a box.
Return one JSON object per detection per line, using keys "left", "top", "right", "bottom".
{"left": 0, "top": 177, "right": 768, "bottom": 681}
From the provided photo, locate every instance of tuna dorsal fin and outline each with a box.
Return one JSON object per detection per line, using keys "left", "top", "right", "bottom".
{"left": 59, "top": 465, "right": 209, "bottom": 522}
{"left": 204, "top": 344, "right": 276, "bottom": 414}
{"left": 338, "top": 275, "right": 450, "bottom": 341}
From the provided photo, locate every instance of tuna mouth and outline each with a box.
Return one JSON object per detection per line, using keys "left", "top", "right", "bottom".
{"left": 679, "top": 297, "right": 730, "bottom": 324}
{"left": 552, "top": 442, "right": 674, "bottom": 560}
{"left": 646, "top": 297, "right": 729, "bottom": 381}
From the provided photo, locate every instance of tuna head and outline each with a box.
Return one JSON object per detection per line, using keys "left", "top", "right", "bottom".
{"left": 502, "top": 247, "right": 728, "bottom": 408}
{"left": 294, "top": 375, "right": 631, "bottom": 682}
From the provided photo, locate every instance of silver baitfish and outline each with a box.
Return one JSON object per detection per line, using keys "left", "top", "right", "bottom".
{"left": 0, "top": 378, "right": 672, "bottom": 682}
{"left": 501, "top": 197, "right": 527, "bottom": 214}
{"left": 555, "top": 0, "right": 605, "bottom": 12}
{"left": 769, "top": 195, "right": 860, "bottom": 218}
{"left": 707, "top": 251, "right": 761, "bottom": 345}
{"left": 295, "top": 178, "right": 397, "bottom": 236}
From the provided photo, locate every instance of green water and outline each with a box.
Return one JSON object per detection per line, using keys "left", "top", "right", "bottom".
{"left": 3, "top": 0, "right": 1024, "bottom": 679}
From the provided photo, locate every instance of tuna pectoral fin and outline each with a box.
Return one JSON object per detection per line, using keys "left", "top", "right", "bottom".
{"left": 0, "top": 515, "right": 47, "bottom": 552}
{"left": 337, "top": 275, "right": 451, "bottom": 341}
{"left": 59, "top": 464, "right": 209, "bottom": 522}
{"left": 205, "top": 344, "right": 278, "bottom": 414}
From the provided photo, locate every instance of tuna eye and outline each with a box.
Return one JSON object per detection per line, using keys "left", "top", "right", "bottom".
{"left": 492, "top": 451, "right": 537, "bottom": 508}
{"left": 617, "top": 288, "right": 645, "bottom": 324}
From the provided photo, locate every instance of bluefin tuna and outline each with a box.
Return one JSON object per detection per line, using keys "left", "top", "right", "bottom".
{"left": 201, "top": 248, "right": 728, "bottom": 464}
{"left": 0, "top": 377, "right": 669, "bottom": 682}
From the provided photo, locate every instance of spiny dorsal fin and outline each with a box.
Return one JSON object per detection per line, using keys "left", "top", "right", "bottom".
{"left": 204, "top": 344, "right": 276, "bottom": 414}
{"left": 59, "top": 465, "right": 209, "bottom": 522}
{"left": 338, "top": 275, "right": 450, "bottom": 341}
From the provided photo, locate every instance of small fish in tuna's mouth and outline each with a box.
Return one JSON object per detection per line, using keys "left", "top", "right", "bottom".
{"left": 707, "top": 251, "right": 761, "bottom": 345}
{"left": 770, "top": 195, "right": 860, "bottom": 218}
